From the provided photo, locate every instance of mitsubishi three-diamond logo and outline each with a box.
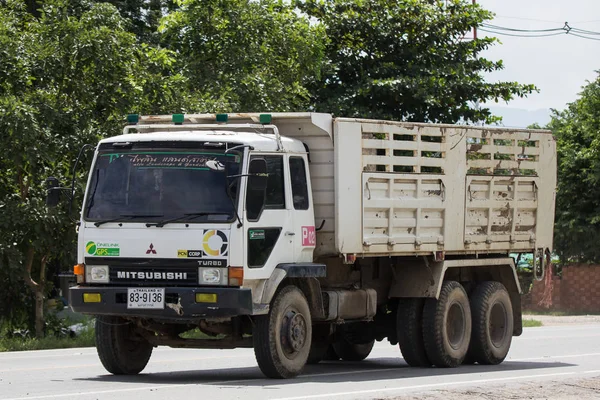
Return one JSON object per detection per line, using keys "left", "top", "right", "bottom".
{"left": 146, "top": 243, "right": 157, "bottom": 254}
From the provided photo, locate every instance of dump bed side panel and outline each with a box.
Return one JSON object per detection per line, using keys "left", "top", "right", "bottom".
{"left": 333, "top": 119, "right": 556, "bottom": 256}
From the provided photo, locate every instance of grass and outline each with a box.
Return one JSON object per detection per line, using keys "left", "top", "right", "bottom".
{"left": 523, "top": 319, "right": 543, "bottom": 327}
{"left": 0, "top": 328, "right": 95, "bottom": 352}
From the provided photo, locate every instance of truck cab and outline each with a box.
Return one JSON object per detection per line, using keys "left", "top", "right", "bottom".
{"left": 72, "top": 117, "right": 317, "bottom": 318}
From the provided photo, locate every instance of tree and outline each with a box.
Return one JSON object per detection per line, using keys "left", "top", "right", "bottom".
{"left": 159, "top": 0, "right": 326, "bottom": 112}
{"left": 297, "top": 0, "right": 536, "bottom": 124}
{"left": 0, "top": 0, "right": 185, "bottom": 336}
{"left": 549, "top": 72, "right": 600, "bottom": 263}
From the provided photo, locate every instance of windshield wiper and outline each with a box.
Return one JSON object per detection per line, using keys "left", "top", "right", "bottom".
{"left": 148, "top": 212, "right": 233, "bottom": 228}
{"left": 93, "top": 214, "right": 164, "bottom": 227}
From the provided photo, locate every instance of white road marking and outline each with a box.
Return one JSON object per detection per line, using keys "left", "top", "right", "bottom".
{"left": 272, "top": 369, "right": 600, "bottom": 400}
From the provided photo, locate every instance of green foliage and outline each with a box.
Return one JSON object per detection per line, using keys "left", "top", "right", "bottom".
{"left": 160, "top": 0, "right": 326, "bottom": 112}
{"left": 297, "top": 0, "right": 536, "bottom": 123}
{"left": 550, "top": 72, "right": 600, "bottom": 263}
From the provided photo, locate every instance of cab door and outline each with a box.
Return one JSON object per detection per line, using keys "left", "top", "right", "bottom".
{"left": 287, "top": 155, "right": 316, "bottom": 262}
{"left": 244, "top": 154, "right": 294, "bottom": 279}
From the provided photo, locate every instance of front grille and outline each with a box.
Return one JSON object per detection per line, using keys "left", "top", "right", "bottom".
{"left": 108, "top": 266, "right": 198, "bottom": 286}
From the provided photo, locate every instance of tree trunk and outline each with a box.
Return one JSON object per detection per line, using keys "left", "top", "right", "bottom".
{"left": 34, "top": 289, "right": 45, "bottom": 338}
{"left": 23, "top": 248, "right": 48, "bottom": 338}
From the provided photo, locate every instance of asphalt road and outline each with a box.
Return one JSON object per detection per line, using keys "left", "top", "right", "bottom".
{"left": 1, "top": 322, "right": 600, "bottom": 400}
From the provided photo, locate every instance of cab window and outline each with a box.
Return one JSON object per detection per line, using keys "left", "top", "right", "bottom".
{"left": 289, "top": 157, "right": 309, "bottom": 210}
{"left": 246, "top": 155, "right": 285, "bottom": 221}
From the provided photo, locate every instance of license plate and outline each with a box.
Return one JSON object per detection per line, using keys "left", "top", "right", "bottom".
{"left": 127, "top": 288, "right": 165, "bottom": 309}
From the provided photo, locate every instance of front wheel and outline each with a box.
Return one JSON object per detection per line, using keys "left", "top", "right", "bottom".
{"left": 253, "top": 286, "right": 312, "bottom": 378}
{"left": 95, "top": 316, "right": 153, "bottom": 375}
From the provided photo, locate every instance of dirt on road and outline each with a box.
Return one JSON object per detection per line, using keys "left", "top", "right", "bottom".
{"left": 390, "top": 377, "right": 600, "bottom": 400}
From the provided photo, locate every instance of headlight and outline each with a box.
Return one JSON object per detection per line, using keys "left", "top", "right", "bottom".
{"left": 198, "top": 267, "right": 228, "bottom": 285}
{"left": 86, "top": 265, "right": 109, "bottom": 283}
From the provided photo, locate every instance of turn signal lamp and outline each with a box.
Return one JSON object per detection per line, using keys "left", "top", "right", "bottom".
{"left": 216, "top": 113, "right": 228, "bottom": 123}
{"left": 172, "top": 114, "right": 185, "bottom": 125}
{"left": 73, "top": 263, "right": 85, "bottom": 283}
{"left": 83, "top": 293, "right": 101, "bottom": 303}
{"left": 73, "top": 264, "right": 85, "bottom": 276}
{"left": 127, "top": 114, "right": 139, "bottom": 124}
{"left": 259, "top": 114, "right": 272, "bottom": 124}
{"left": 196, "top": 293, "right": 217, "bottom": 303}
{"left": 228, "top": 267, "right": 244, "bottom": 287}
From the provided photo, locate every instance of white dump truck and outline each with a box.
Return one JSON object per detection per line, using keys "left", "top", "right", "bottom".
{"left": 48, "top": 113, "right": 556, "bottom": 378}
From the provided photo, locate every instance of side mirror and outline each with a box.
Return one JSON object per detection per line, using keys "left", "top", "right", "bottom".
{"left": 248, "top": 158, "right": 268, "bottom": 191}
{"left": 46, "top": 177, "right": 60, "bottom": 208}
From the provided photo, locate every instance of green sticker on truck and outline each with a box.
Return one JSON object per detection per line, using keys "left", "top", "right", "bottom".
{"left": 249, "top": 230, "right": 265, "bottom": 240}
{"left": 86, "top": 241, "right": 120, "bottom": 256}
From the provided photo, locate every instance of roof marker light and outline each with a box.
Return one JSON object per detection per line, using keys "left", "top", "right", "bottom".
{"left": 216, "top": 113, "right": 228, "bottom": 123}
{"left": 127, "top": 114, "right": 139, "bottom": 124}
{"left": 259, "top": 114, "right": 272, "bottom": 124}
{"left": 172, "top": 114, "right": 184, "bottom": 125}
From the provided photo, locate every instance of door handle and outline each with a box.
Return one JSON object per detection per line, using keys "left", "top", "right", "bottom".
{"left": 285, "top": 232, "right": 295, "bottom": 236}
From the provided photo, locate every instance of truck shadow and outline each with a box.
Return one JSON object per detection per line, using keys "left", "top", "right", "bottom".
{"left": 76, "top": 358, "right": 576, "bottom": 387}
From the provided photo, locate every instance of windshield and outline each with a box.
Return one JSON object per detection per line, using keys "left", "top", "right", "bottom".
{"left": 84, "top": 148, "right": 241, "bottom": 223}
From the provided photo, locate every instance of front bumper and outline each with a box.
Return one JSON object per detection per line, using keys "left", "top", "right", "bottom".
{"left": 69, "top": 286, "right": 252, "bottom": 320}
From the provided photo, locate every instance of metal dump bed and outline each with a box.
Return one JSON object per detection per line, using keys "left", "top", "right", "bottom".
{"left": 333, "top": 118, "right": 556, "bottom": 257}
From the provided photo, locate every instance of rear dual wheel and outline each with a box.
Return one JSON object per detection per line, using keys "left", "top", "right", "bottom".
{"left": 468, "top": 281, "right": 513, "bottom": 365}
{"left": 397, "top": 281, "right": 513, "bottom": 368}
{"left": 397, "top": 281, "right": 472, "bottom": 368}
{"left": 397, "top": 298, "right": 430, "bottom": 367}
{"left": 422, "top": 281, "right": 472, "bottom": 368}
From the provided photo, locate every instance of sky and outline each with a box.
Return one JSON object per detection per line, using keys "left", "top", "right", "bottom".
{"left": 477, "top": 0, "right": 600, "bottom": 113}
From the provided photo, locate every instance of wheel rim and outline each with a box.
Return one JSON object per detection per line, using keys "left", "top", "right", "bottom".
{"left": 489, "top": 302, "right": 508, "bottom": 348}
{"left": 280, "top": 309, "right": 308, "bottom": 356}
{"left": 446, "top": 302, "right": 466, "bottom": 350}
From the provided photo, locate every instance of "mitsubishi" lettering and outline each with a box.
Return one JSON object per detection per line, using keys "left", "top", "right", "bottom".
{"left": 116, "top": 271, "right": 188, "bottom": 280}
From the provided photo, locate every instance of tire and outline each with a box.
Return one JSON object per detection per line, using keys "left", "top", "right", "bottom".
{"left": 307, "top": 324, "right": 331, "bottom": 365}
{"left": 423, "top": 281, "right": 472, "bottom": 368}
{"left": 95, "top": 316, "right": 153, "bottom": 375}
{"left": 253, "top": 286, "right": 312, "bottom": 378}
{"left": 307, "top": 339, "right": 329, "bottom": 364}
{"left": 332, "top": 338, "right": 375, "bottom": 361}
{"left": 323, "top": 344, "right": 340, "bottom": 361}
{"left": 468, "top": 281, "right": 513, "bottom": 365}
{"left": 397, "top": 298, "right": 431, "bottom": 367}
